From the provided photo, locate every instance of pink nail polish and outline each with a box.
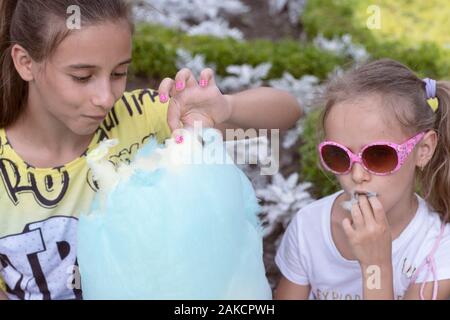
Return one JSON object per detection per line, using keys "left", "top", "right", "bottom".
{"left": 199, "top": 79, "right": 208, "bottom": 88}
{"left": 175, "top": 135, "right": 184, "bottom": 144}
{"left": 176, "top": 81, "right": 185, "bottom": 91}
{"left": 159, "top": 94, "right": 167, "bottom": 103}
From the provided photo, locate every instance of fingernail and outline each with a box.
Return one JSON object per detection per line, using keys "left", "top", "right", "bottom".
{"left": 199, "top": 79, "right": 208, "bottom": 88}
{"left": 175, "top": 135, "right": 184, "bottom": 144}
{"left": 176, "top": 81, "right": 185, "bottom": 91}
{"left": 159, "top": 93, "right": 168, "bottom": 103}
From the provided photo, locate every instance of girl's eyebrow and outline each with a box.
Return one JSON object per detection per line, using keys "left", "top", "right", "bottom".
{"left": 67, "top": 58, "right": 132, "bottom": 69}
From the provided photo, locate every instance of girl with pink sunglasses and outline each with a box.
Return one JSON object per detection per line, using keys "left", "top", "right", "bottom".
{"left": 275, "top": 59, "right": 450, "bottom": 300}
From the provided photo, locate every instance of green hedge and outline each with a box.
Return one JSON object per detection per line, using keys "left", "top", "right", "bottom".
{"left": 131, "top": 24, "right": 347, "bottom": 81}
{"left": 298, "top": 108, "right": 340, "bottom": 198}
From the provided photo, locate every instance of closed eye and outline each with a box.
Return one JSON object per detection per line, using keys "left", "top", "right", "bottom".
{"left": 112, "top": 72, "right": 128, "bottom": 78}
{"left": 71, "top": 75, "right": 92, "bottom": 83}
{"left": 71, "top": 72, "right": 128, "bottom": 83}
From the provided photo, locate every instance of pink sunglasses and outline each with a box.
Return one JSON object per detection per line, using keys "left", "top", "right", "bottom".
{"left": 318, "top": 132, "right": 425, "bottom": 176}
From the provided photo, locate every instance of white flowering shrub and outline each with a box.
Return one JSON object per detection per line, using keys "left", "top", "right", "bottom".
{"left": 268, "top": 0, "right": 307, "bottom": 25}
{"left": 175, "top": 51, "right": 272, "bottom": 91}
{"left": 269, "top": 73, "right": 324, "bottom": 148}
{"left": 176, "top": 49, "right": 215, "bottom": 79}
{"left": 187, "top": 19, "right": 244, "bottom": 40}
{"left": 281, "top": 121, "right": 304, "bottom": 149}
{"left": 218, "top": 63, "right": 273, "bottom": 91}
{"left": 134, "top": 0, "right": 247, "bottom": 39}
{"left": 256, "top": 173, "right": 315, "bottom": 237}
{"left": 314, "top": 34, "right": 370, "bottom": 63}
{"left": 269, "top": 73, "right": 322, "bottom": 111}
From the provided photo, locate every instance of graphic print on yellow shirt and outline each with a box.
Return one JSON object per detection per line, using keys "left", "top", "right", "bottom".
{"left": 0, "top": 89, "right": 171, "bottom": 300}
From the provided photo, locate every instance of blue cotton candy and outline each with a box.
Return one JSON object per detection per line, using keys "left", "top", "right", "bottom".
{"left": 77, "top": 129, "right": 272, "bottom": 299}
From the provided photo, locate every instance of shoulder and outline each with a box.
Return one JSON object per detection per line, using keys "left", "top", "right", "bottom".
{"left": 432, "top": 221, "right": 450, "bottom": 260}
{"left": 410, "top": 222, "right": 450, "bottom": 284}
{"left": 415, "top": 197, "right": 450, "bottom": 243}
{"left": 411, "top": 197, "right": 450, "bottom": 282}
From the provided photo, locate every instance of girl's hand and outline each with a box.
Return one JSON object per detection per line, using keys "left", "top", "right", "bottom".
{"left": 158, "top": 68, "right": 233, "bottom": 132}
{"left": 342, "top": 195, "right": 392, "bottom": 268}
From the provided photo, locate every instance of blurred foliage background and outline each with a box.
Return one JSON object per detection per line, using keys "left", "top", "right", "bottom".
{"left": 130, "top": 0, "right": 449, "bottom": 199}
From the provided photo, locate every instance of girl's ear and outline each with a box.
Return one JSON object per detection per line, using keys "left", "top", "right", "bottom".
{"left": 11, "top": 44, "right": 34, "bottom": 82}
{"left": 416, "top": 130, "right": 438, "bottom": 168}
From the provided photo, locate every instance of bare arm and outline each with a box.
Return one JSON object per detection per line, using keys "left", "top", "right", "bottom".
{"left": 274, "top": 276, "right": 311, "bottom": 300}
{"left": 219, "top": 87, "right": 302, "bottom": 132}
{"left": 361, "top": 263, "right": 394, "bottom": 300}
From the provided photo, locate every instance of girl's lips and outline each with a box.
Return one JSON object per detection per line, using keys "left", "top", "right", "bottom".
{"left": 86, "top": 115, "right": 106, "bottom": 121}
{"left": 341, "top": 190, "right": 378, "bottom": 212}
{"left": 354, "top": 191, "right": 378, "bottom": 198}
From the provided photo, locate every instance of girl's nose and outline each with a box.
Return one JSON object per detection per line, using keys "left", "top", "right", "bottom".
{"left": 350, "top": 162, "right": 370, "bottom": 184}
{"left": 91, "top": 81, "right": 116, "bottom": 111}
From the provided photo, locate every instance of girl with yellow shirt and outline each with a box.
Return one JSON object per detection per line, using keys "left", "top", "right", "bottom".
{"left": 0, "top": 0, "right": 301, "bottom": 299}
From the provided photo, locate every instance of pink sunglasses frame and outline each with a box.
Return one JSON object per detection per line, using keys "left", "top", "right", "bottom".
{"left": 318, "top": 131, "right": 426, "bottom": 176}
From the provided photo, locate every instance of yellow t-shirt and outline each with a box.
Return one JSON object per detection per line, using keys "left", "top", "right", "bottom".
{"left": 0, "top": 89, "right": 170, "bottom": 300}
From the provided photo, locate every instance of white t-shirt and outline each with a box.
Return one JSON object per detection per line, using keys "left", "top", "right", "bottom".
{"left": 275, "top": 191, "right": 450, "bottom": 300}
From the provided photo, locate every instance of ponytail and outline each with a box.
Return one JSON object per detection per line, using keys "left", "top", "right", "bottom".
{"left": 421, "top": 81, "right": 450, "bottom": 223}
{"left": 0, "top": 0, "right": 27, "bottom": 128}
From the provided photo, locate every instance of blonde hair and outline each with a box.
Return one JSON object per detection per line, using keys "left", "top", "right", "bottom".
{"left": 320, "top": 59, "right": 450, "bottom": 223}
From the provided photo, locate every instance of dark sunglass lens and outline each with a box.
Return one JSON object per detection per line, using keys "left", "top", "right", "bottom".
{"left": 321, "top": 145, "right": 350, "bottom": 173}
{"left": 363, "top": 145, "right": 398, "bottom": 173}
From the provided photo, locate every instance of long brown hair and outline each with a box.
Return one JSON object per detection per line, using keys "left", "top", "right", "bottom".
{"left": 320, "top": 59, "right": 450, "bottom": 223}
{"left": 0, "top": 0, "right": 134, "bottom": 128}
